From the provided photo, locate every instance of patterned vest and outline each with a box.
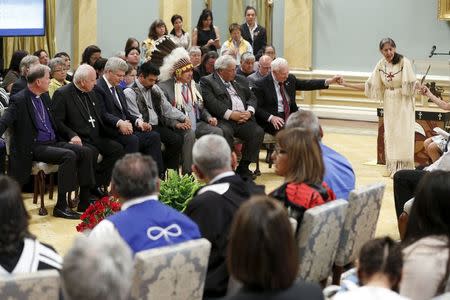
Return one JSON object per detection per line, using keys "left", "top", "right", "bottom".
{"left": 131, "top": 83, "right": 163, "bottom": 125}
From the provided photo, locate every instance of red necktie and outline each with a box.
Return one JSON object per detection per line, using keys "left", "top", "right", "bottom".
{"left": 279, "top": 82, "right": 290, "bottom": 121}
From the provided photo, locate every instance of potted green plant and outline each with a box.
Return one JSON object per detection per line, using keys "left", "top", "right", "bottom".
{"left": 159, "top": 170, "right": 202, "bottom": 212}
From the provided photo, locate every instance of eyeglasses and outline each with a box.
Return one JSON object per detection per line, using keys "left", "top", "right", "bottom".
{"left": 274, "top": 145, "right": 287, "bottom": 155}
{"left": 53, "top": 68, "right": 68, "bottom": 73}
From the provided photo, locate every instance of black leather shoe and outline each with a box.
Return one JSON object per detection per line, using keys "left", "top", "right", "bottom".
{"left": 236, "top": 166, "right": 257, "bottom": 180}
{"left": 53, "top": 207, "right": 81, "bottom": 219}
{"left": 90, "top": 186, "right": 108, "bottom": 198}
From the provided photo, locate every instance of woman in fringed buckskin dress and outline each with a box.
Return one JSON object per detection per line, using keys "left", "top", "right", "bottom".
{"left": 340, "top": 38, "right": 417, "bottom": 177}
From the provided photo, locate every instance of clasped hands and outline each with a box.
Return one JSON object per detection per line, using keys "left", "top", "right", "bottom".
{"left": 230, "top": 111, "right": 252, "bottom": 124}
{"left": 175, "top": 118, "right": 192, "bottom": 130}
{"left": 118, "top": 120, "right": 133, "bottom": 135}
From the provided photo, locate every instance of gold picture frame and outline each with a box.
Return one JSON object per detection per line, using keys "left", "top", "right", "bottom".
{"left": 438, "top": 0, "right": 450, "bottom": 20}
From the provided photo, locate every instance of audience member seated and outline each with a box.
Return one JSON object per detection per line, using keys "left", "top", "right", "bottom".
{"left": 256, "top": 44, "right": 276, "bottom": 60}
{"left": 62, "top": 233, "right": 133, "bottom": 300}
{"left": 193, "top": 50, "right": 218, "bottom": 83}
{"left": 220, "top": 23, "right": 253, "bottom": 64}
{"left": 236, "top": 52, "right": 255, "bottom": 77}
{"left": 169, "top": 14, "right": 190, "bottom": 49}
{"left": 158, "top": 48, "right": 223, "bottom": 172}
{"left": 0, "top": 64, "right": 98, "bottom": 218}
{"left": 253, "top": 57, "right": 341, "bottom": 135}
{"left": 33, "top": 49, "right": 49, "bottom": 65}
{"left": 0, "top": 175, "right": 62, "bottom": 274}
{"left": 80, "top": 45, "right": 102, "bottom": 66}
{"left": 333, "top": 237, "right": 405, "bottom": 300}
{"left": 124, "top": 37, "right": 140, "bottom": 52}
{"left": 10, "top": 55, "right": 39, "bottom": 96}
{"left": 94, "top": 57, "right": 164, "bottom": 174}
{"left": 240, "top": 6, "right": 267, "bottom": 57}
{"left": 200, "top": 55, "right": 264, "bottom": 180}
{"left": 142, "top": 19, "right": 168, "bottom": 61}
{"left": 119, "top": 63, "right": 137, "bottom": 90}
{"left": 90, "top": 153, "right": 200, "bottom": 253}
{"left": 124, "top": 47, "right": 140, "bottom": 70}
{"left": 247, "top": 54, "right": 272, "bottom": 88}
{"left": 226, "top": 195, "right": 324, "bottom": 300}
{"left": 286, "top": 111, "right": 355, "bottom": 200}
{"left": 53, "top": 64, "right": 125, "bottom": 210}
{"left": 400, "top": 171, "right": 450, "bottom": 300}
{"left": 192, "top": 9, "right": 221, "bottom": 52}
{"left": 54, "top": 52, "right": 73, "bottom": 81}
{"left": 93, "top": 57, "right": 107, "bottom": 79}
{"left": 185, "top": 135, "right": 264, "bottom": 298}
{"left": 48, "top": 57, "right": 70, "bottom": 97}
{"left": 270, "top": 128, "right": 336, "bottom": 232}
{"left": 189, "top": 46, "right": 202, "bottom": 68}
{"left": 124, "top": 61, "right": 187, "bottom": 174}
{"left": 1, "top": 50, "right": 28, "bottom": 93}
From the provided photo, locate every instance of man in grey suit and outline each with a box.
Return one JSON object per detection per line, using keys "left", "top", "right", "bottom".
{"left": 200, "top": 55, "right": 264, "bottom": 179}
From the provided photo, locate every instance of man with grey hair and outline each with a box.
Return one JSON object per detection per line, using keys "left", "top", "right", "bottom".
{"left": 90, "top": 153, "right": 200, "bottom": 253}
{"left": 10, "top": 55, "right": 40, "bottom": 96}
{"left": 62, "top": 233, "right": 133, "bottom": 300}
{"left": 94, "top": 57, "right": 163, "bottom": 176}
{"left": 286, "top": 110, "right": 355, "bottom": 200}
{"left": 0, "top": 64, "right": 97, "bottom": 219}
{"left": 200, "top": 55, "right": 264, "bottom": 180}
{"left": 185, "top": 134, "right": 262, "bottom": 298}
{"left": 247, "top": 54, "right": 272, "bottom": 87}
{"left": 53, "top": 64, "right": 125, "bottom": 211}
{"left": 253, "top": 57, "right": 342, "bottom": 135}
{"left": 236, "top": 52, "right": 255, "bottom": 77}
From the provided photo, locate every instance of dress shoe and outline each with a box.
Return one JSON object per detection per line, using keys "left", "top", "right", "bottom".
{"left": 90, "top": 186, "right": 108, "bottom": 198}
{"left": 53, "top": 207, "right": 81, "bottom": 220}
{"left": 236, "top": 166, "right": 257, "bottom": 180}
{"left": 77, "top": 197, "right": 97, "bottom": 212}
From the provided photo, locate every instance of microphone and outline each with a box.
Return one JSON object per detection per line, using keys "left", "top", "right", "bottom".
{"left": 429, "top": 45, "right": 436, "bottom": 58}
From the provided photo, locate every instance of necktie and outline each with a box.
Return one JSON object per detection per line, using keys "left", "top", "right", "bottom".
{"left": 182, "top": 84, "right": 190, "bottom": 104}
{"left": 278, "top": 81, "right": 290, "bottom": 121}
{"left": 110, "top": 87, "right": 123, "bottom": 111}
{"left": 224, "top": 82, "right": 231, "bottom": 89}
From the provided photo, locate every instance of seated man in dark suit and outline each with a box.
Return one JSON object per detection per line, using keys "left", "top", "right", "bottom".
{"left": 0, "top": 64, "right": 96, "bottom": 218}
{"left": 240, "top": 6, "right": 267, "bottom": 57}
{"left": 253, "top": 57, "right": 342, "bottom": 135}
{"left": 93, "top": 57, "right": 163, "bottom": 175}
{"left": 53, "top": 64, "right": 125, "bottom": 211}
{"left": 10, "top": 55, "right": 40, "bottom": 97}
{"left": 200, "top": 55, "right": 264, "bottom": 179}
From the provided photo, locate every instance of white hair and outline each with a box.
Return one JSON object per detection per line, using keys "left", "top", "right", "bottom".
{"left": 193, "top": 135, "right": 231, "bottom": 178}
{"left": 104, "top": 56, "right": 128, "bottom": 73}
{"left": 271, "top": 57, "right": 289, "bottom": 72}
{"left": 73, "top": 64, "right": 95, "bottom": 84}
{"left": 19, "top": 55, "right": 39, "bottom": 75}
{"left": 240, "top": 52, "right": 255, "bottom": 63}
{"left": 48, "top": 57, "right": 66, "bottom": 74}
{"left": 61, "top": 233, "right": 133, "bottom": 300}
{"left": 188, "top": 46, "right": 201, "bottom": 55}
{"left": 214, "top": 55, "right": 237, "bottom": 71}
{"left": 286, "top": 110, "right": 321, "bottom": 140}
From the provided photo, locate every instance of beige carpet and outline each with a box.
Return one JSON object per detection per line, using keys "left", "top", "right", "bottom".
{"left": 26, "top": 119, "right": 398, "bottom": 256}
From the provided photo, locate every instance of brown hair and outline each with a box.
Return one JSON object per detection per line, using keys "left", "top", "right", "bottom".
{"left": 148, "top": 19, "right": 168, "bottom": 40}
{"left": 228, "top": 23, "right": 241, "bottom": 34}
{"left": 227, "top": 196, "right": 298, "bottom": 290}
{"left": 276, "top": 128, "right": 324, "bottom": 184}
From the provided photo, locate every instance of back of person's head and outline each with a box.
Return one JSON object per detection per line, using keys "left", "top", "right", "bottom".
{"left": 54, "top": 51, "right": 70, "bottom": 59}
{"left": 27, "top": 64, "right": 50, "bottom": 84}
{"left": 404, "top": 171, "right": 450, "bottom": 245}
{"left": 19, "top": 55, "right": 39, "bottom": 76}
{"left": 138, "top": 61, "right": 160, "bottom": 78}
{"left": 228, "top": 195, "right": 298, "bottom": 290}
{"left": 111, "top": 153, "right": 159, "bottom": 199}
{"left": 93, "top": 57, "right": 108, "bottom": 74}
{"left": 358, "top": 237, "right": 403, "bottom": 291}
{"left": 81, "top": 45, "right": 101, "bottom": 65}
{"left": 275, "top": 127, "right": 324, "bottom": 184}
{"left": 8, "top": 50, "right": 28, "bottom": 73}
{"left": 61, "top": 233, "right": 133, "bottom": 300}
{"left": 193, "top": 135, "right": 231, "bottom": 179}
{"left": 0, "top": 175, "right": 30, "bottom": 256}
{"left": 286, "top": 110, "right": 321, "bottom": 140}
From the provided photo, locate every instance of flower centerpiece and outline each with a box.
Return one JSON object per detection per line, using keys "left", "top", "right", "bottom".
{"left": 76, "top": 196, "right": 121, "bottom": 232}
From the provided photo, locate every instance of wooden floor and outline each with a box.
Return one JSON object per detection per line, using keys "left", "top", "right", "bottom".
{"left": 26, "top": 119, "right": 399, "bottom": 256}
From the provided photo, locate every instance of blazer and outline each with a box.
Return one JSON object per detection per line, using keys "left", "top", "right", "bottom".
{"left": 0, "top": 88, "right": 58, "bottom": 185}
{"left": 52, "top": 82, "right": 114, "bottom": 141}
{"left": 94, "top": 76, "right": 138, "bottom": 129}
{"left": 200, "top": 72, "right": 257, "bottom": 120}
{"left": 253, "top": 73, "right": 327, "bottom": 123}
{"left": 240, "top": 23, "right": 267, "bottom": 56}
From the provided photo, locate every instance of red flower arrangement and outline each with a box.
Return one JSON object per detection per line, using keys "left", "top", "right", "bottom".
{"left": 76, "top": 196, "right": 121, "bottom": 232}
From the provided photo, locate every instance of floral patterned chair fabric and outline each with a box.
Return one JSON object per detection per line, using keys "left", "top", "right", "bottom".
{"left": 334, "top": 183, "right": 385, "bottom": 267}
{"left": 130, "top": 238, "right": 211, "bottom": 300}
{"left": 0, "top": 270, "right": 60, "bottom": 300}
{"left": 297, "top": 199, "right": 348, "bottom": 283}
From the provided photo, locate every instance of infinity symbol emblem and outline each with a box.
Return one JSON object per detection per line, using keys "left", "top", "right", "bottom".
{"left": 147, "top": 224, "right": 182, "bottom": 242}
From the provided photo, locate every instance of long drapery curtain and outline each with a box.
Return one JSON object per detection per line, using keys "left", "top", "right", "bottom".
{"left": 2, "top": 0, "right": 56, "bottom": 69}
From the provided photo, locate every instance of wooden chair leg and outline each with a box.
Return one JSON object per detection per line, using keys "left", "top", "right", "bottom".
{"left": 49, "top": 173, "right": 54, "bottom": 200}
{"left": 33, "top": 174, "right": 39, "bottom": 204}
{"left": 38, "top": 171, "right": 48, "bottom": 216}
{"left": 332, "top": 264, "right": 344, "bottom": 285}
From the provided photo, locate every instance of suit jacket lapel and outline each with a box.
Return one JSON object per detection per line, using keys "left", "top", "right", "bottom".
{"left": 100, "top": 77, "right": 122, "bottom": 113}
{"left": 268, "top": 74, "right": 279, "bottom": 106}
{"left": 213, "top": 73, "right": 232, "bottom": 104}
{"left": 25, "top": 90, "right": 39, "bottom": 130}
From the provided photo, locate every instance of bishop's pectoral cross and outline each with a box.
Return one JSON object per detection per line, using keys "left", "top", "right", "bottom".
{"left": 88, "top": 115, "right": 96, "bottom": 128}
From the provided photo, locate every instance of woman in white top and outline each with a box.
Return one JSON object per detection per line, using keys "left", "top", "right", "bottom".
{"left": 169, "top": 14, "right": 190, "bottom": 50}
{"left": 334, "top": 237, "right": 408, "bottom": 300}
{"left": 400, "top": 170, "right": 450, "bottom": 300}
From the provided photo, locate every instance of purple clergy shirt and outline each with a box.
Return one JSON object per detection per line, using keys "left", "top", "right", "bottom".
{"left": 31, "top": 94, "right": 56, "bottom": 142}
